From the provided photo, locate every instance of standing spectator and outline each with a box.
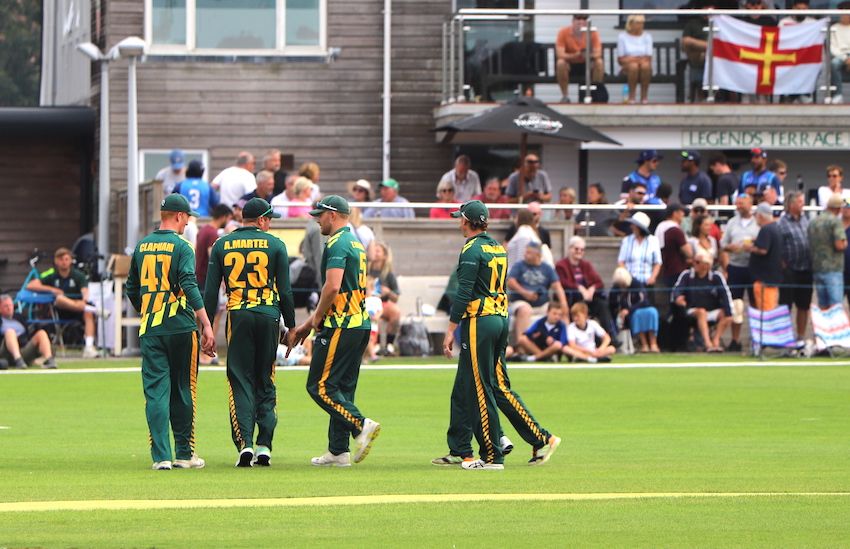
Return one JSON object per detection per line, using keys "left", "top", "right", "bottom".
{"left": 682, "top": 5, "right": 713, "bottom": 102}
{"left": 515, "top": 302, "right": 568, "bottom": 362}
{"left": 609, "top": 267, "right": 659, "bottom": 353}
{"left": 842, "top": 199, "right": 850, "bottom": 305}
{"left": 582, "top": 182, "right": 612, "bottom": 237}
{"left": 195, "top": 205, "right": 232, "bottom": 292}
{"left": 777, "top": 191, "right": 813, "bottom": 337}
{"left": 298, "top": 162, "right": 322, "bottom": 201}
{"left": 0, "top": 294, "right": 56, "bottom": 369}
{"left": 830, "top": 2, "right": 850, "bottom": 104}
{"left": 678, "top": 150, "right": 712, "bottom": 205}
{"left": 507, "top": 242, "right": 568, "bottom": 343}
{"left": 671, "top": 251, "right": 734, "bottom": 353}
{"left": 611, "top": 181, "right": 648, "bottom": 237}
{"left": 768, "top": 159, "right": 788, "bottom": 187}
{"left": 506, "top": 209, "right": 542, "bottom": 268}
{"left": 347, "top": 179, "right": 372, "bottom": 203}
{"left": 262, "top": 149, "right": 287, "bottom": 197}
{"left": 621, "top": 150, "right": 663, "bottom": 201}
{"left": 240, "top": 170, "right": 275, "bottom": 203}
{"left": 430, "top": 180, "right": 458, "bottom": 219}
{"left": 212, "top": 152, "right": 256, "bottom": 210}
{"left": 549, "top": 187, "right": 577, "bottom": 221}
{"left": 808, "top": 194, "right": 849, "bottom": 308}
{"left": 285, "top": 177, "right": 315, "bottom": 219}
{"left": 681, "top": 198, "right": 722, "bottom": 241}
{"left": 369, "top": 242, "right": 402, "bottom": 355}
{"left": 656, "top": 204, "right": 692, "bottom": 291}
{"left": 173, "top": 160, "right": 219, "bottom": 218}
{"left": 617, "top": 14, "right": 653, "bottom": 104}
{"left": 564, "top": 301, "right": 616, "bottom": 363}
{"left": 505, "top": 153, "right": 552, "bottom": 204}
{"left": 555, "top": 14, "right": 604, "bottom": 103}
{"left": 739, "top": 148, "right": 783, "bottom": 203}
{"left": 505, "top": 201, "right": 552, "bottom": 248}
{"left": 688, "top": 214, "right": 721, "bottom": 267}
{"left": 362, "top": 179, "right": 415, "bottom": 219}
{"left": 818, "top": 165, "right": 850, "bottom": 207}
{"left": 746, "top": 203, "right": 783, "bottom": 311}
{"left": 555, "top": 236, "right": 615, "bottom": 334}
{"left": 155, "top": 149, "right": 186, "bottom": 195}
{"left": 709, "top": 154, "right": 738, "bottom": 206}
{"left": 438, "top": 155, "right": 481, "bottom": 203}
{"left": 472, "top": 177, "right": 511, "bottom": 220}
{"left": 617, "top": 212, "right": 662, "bottom": 288}
{"left": 720, "top": 194, "right": 760, "bottom": 350}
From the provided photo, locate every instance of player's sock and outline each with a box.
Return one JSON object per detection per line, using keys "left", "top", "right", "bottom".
{"left": 85, "top": 336, "right": 95, "bottom": 347}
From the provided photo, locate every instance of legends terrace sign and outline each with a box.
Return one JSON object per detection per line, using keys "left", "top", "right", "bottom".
{"left": 683, "top": 129, "right": 848, "bottom": 149}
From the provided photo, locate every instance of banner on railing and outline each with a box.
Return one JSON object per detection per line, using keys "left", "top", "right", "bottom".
{"left": 707, "top": 15, "right": 828, "bottom": 95}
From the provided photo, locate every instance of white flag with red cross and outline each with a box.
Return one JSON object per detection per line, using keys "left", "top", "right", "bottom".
{"left": 706, "top": 15, "right": 828, "bottom": 95}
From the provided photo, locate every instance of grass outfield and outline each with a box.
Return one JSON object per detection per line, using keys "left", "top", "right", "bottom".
{"left": 1, "top": 361, "right": 849, "bottom": 547}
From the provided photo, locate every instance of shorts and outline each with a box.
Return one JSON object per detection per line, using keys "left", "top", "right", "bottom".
{"left": 779, "top": 269, "right": 813, "bottom": 311}
{"left": 567, "top": 61, "right": 587, "bottom": 78}
{"left": 753, "top": 281, "right": 779, "bottom": 311}
{"left": 686, "top": 308, "right": 723, "bottom": 323}
{"left": 725, "top": 264, "right": 753, "bottom": 301}
{"left": 0, "top": 337, "right": 40, "bottom": 365}
{"left": 57, "top": 308, "right": 84, "bottom": 322}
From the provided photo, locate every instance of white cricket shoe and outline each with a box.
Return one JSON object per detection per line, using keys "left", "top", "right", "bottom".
{"left": 500, "top": 435, "right": 514, "bottom": 455}
{"left": 311, "top": 451, "right": 352, "bottom": 467}
{"left": 528, "top": 435, "right": 562, "bottom": 466}
{"left": 82, "top": 346, "right": 99, "bottom": 359}
{"left": 173, "top": 454, "right": 205, "bottom": 469}
{"left": 461, "top": 459, "right": 504, "bottom": 470}
{"left": 236, "top": 447, "right": 254, "bottom": 468}
{"left": 253, "top": 446, "right": 271, "bottom": 467}
{"left": 152, "top": 461, "right": 172, "bottom": 470}
{"left": 353, "top": 418, "right": 381, "bottom": 463}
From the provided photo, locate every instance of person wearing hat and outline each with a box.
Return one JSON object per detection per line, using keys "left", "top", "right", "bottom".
{"left": 621, "top": 150, "right": 663, "bottom": 203}
{"left": 436, "top": 200, "right": 560, "bottom": 470}
{"left": 125, "top": 193, "right": 217, "bottom": 470}
{"left": 172, "top": 159, "right": 219, "bottom": 218}
{"left": 745, "top": 202, "right": 783, "bottom": 311}
{"left": 203, "top": 197, "right": 296, "bottom": 467}
{"left": 362, "top": 179, "right": 414, "bottom": 219}
{"left": 678, "top": 150, "right": 712, "bottom": 205}
{"left": 807, "top": 193, "right": 849, "bottom": 309}
{"left": 680, "top": 197, "right": 721, "bottom": 242}
{"left": 155, "top": 149, "right": 187, "bottom": 195}
{"left": 439, "top": 155, "right": 481, "bottom": 203}
{"left": 617, "top": 210, "right": 662, "bottom": 286}
{"left": 739, "top": 148, "right": 783, "bottom": 203}
{"left": 346, "top": 179, "right": 372, "bottom": 203}
{"left": 287, "top": 195, "right": 381, "bottom": 467}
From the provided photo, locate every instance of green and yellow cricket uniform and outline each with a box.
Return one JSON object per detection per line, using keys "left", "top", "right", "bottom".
{"left": 39, "top": 267, "right": 88, "bottom": 320}
{"left": 305, "top": 226, "right": 371, "bottom": 456}
{"left": 126, "top": 230, "right": 204, "bottom": 464}
{"left": 447, "top": 233, "right": 552, "bottom": 463}
{"left": 204, "top": 226, "right": 296, "bottom": 453}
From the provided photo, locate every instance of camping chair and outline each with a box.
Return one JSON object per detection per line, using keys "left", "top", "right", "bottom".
{"left": 810, "top": 304, "right": 850, "bottom": 357}
{"left": 747, "top": 305, "right": 804, "bottom": 358}
{"left": 14, "top": 262, "right": 80, "bottom": 356}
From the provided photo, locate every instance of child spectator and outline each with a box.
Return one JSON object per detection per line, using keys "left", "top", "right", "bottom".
{"left": 515, "top": 302, "right": 568, "bottom": 362}
{"left": 564, "top": 302, "right": 615, "bottom": 363}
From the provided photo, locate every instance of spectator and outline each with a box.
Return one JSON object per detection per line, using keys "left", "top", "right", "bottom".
{"left": 507, "top": 242, "right": 568, "bottom": 342}
{"left": 506, "top": 209, "right": 549, "bottom": 268}
{"left": 611, "top": 181, "right": 648, "bottom": 237}
{"left": 195, "top": 205, "right": 232, "bottom": 291}
{"left": 270, "top": 174, "right": 299, "bottom": 218}
{"left": 746, "top": 202, "right": 783, "bottom": 311}
{"left": 225, "top": 201, "right": 243, "bottom": 233}
{"left": 656, "top": 203, "right": 692, "bottom": 290}
{"left": 285, "top": 177, "right": 315, "bottom": 219}
{"left": 369, "top": 242, "right": 402, "bottom": 355}
{"left": 739, "top": 148, "right": 782, "bottom": 203}
{"left": 505, "top": 153, "right": 552, "bottom": 203}
{"left": 364, "top": 276, "right": 383, "bottom": 363}
{"left": 347, "top": 179, "right": 373, "bottom": 203}
{"left": 0, "top": 294, "right": 56, "bottom": 369}
{"left": 550, "top": 187, "right": 578, "bottom": 221}
{"left": 173, "top": 159, "right": 219, "bottom": 218}
{"left": 515, "top": 302, "right": 568, "bottom": 362}
{"left": 240, "top": 170, "right": 275, "bottom": 203}
{"left": 212, "top": 151, "right": 256, "bottom": 209}
{"left": 681, "top": 198, "right": 722, "bottom": 242}
{"left": 262, "top": 148, "right": 287, "bottom": 197}
{"left": 830, "top": 2, "right": 850, "bottom": 104}
{"left": 617, "top": 211, "right": 662, "bottom": 288}
{"left": 555, "top": 236, "right": 615, "bottom": 335}
{"left": 617, "top": 14, "right": 653, "bottom": 104}
{"left": 155, "top": 149, "right": 186, "bottom": 195}
{"left": 555, "top": 14, "right": 604, "bottom": 103}
{"left": 505, "top": 201, "right": 552, "bottom": 246}
{"left": 363, "top": 179, "right": 415, "bottom": 219}
{"left": 720, "top": 194, "right": 759, "bottom": 351}
{"left": 564, "top": 301, "right": 616, "bottom": 363}
{"left": 678, "top": 150, "right": 712, "bottom": 205}
{"left": 621, "top": 149, "right": 662, "bottom": 202}
{"left": 842, "top": 199, "right": 850, "bottom": 305}
{"left": 682, "top": 5, "right": 713, "bottom": 102}
{"left": 689, "top": 214, "right": 721, "bottom": 267}
{"left": 581, "top": 182, "right": 612, "bottom": 237}
{"left": 438, "top": 155, "right": 481, "bottom": 203}
{"left": 768, "top": 159, "right": 788, "bottom": 187}
{"left": 780, "top": 0, "right": 815, "bottom": 26}
{"left": 430, "top": 180, "right": 458, "bottom": 219}
{"left": 808, "top": 194, "right": 849, "bottom": 308}
{"left": 472, "top": 177, "right": 511, "bottom": 220}
{"left": 349, "top": 207, "right": 376, "bottom": 261}
{"left": 709, "top": 154, "right": 738, "bottom": 206}
{"left": 298, "top": 162, "right": 322, "bottom": 201}
{"left": 759, "top": 186, "right": 780, "bottom": 209}
{"left": 671, "top": 251, "right": 734, "bottom": 353}
{"left": 741, "top": 0, "right": 777, "bottom": 27}
{"left": 777, "top": 191, "right": 812, "bottom": 337}
{"left": 818, "top": 165, "right": 850, "bottom": 207}
{"left": 609, "top": 266, "right": 659, "bottom": 353}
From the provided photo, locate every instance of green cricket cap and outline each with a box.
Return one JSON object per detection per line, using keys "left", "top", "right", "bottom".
{"left": 160, "top": 194, "right": 200, "bottom": 217}
{"left": 451, "top": 200, "right": 489, "bottom": 223}
{"left": 379, "top": 178, "right": 400, "bottom": 190}
{"left": 309, "top": 195, "right": 351, "bottom": 217}
{"left": 242, "top": 197, "right": 281, "bottom": 219}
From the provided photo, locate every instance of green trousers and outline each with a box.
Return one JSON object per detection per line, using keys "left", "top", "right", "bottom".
{"left": 306, "top": 327, "right": 370, "bottom": 455}
{"left": 226, "top": 310, "right": 279, "bottom": 452}
{"left": 140, "top": 331, "right": 199, "bottom": 463}
{"left": 447, "top": 315, "right": 551, "bottom": 462}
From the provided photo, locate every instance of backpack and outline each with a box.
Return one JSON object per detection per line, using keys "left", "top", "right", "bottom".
{"left": 397, "top": 315, "right": 431, "bottom": 357}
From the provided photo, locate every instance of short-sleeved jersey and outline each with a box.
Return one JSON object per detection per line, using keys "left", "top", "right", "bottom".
{"left": 621, "top": 170, "right": 662, "bottom": 202}
{"left": 39, "top": 267, "right": 88, "bottom": 300}
{"left": 449, "top": 232, "right": 509, "bottom": 323}
{"left": 739, "top": 169, "right": 782, "bottom": 200}
{"left": 175, "top": 178, "right": 218, "bottom": 218}
{"left": 125, "top": 230, "right": 204, "bottom": 337}
{"left": 321, "top": 226, "right": 370, "bottom": 330}
{"left": 203, "top": 226, "right": 296, "bottom": 327}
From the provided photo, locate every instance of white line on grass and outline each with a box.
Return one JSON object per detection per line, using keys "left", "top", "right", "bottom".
{"left": 1, "top": 492, "right": 849, "bottom": 513}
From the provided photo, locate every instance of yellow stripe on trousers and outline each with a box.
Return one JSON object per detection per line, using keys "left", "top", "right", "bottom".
{"left": 495, "top": 357, "right": 545, "bottom": 443}
{"left": 318, "top": 329, "right": 362, "bottom": 431}
{"left": 469, "top": 317, "right": 495, "bottom": 462}
{"left": 189, "top": 332, "right": 198, "bottom": 452}
{"left": 225, "top": 313, "right": 244, "bottom": 449}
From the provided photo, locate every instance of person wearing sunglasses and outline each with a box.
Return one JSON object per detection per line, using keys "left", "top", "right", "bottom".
{"left": 430, "top": 180, "right": 459, "bottom": 219}
{"left": 505, "top": 154, "right": 552, "bottom": 204}
{"left": 817, "top": 165, "right": 850, "bottom": 208}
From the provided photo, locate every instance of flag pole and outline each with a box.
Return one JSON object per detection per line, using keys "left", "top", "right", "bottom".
{"left": 705, "top": 15, "right": 718, "bottom": 103}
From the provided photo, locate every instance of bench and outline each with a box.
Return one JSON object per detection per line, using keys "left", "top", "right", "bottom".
{"left": 478, "top": 39, "right": 686, "bottom": 102}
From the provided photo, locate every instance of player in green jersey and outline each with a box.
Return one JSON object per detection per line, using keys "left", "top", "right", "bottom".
{"left": 126, "top": 194, "right": 216, "bottom": 471}
{"left": 204, "top": 197, "right": 296, "bottom": 467}
{"left": 441, "top": 200, "right": 561, "bottom": 470}
{"left": 287, "top": 195, "right": 381, "bottom": 467}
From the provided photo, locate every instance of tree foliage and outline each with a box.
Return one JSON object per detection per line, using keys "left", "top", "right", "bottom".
{"left": 0, "top": 0, "right": 42, "bottom": 107}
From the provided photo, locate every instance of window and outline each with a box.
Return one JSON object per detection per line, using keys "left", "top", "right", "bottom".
{"left": 145, "top": 0, "right": 326, "bottom": 54}
{"left": 140, "top": 149, "right": 209, "bottom": 183}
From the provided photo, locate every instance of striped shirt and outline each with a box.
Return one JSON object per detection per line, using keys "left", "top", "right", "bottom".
{"left": 776, "top": 213, "right": 811, "bottom": 271}
{"left": 617, "top": 234, "right": 662, "bottom": 284}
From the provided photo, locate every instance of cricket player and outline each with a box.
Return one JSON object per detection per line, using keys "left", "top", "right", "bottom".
{"left": 287, "top": 195, "right": 381, "bottom": 467}
{"left": 126, "top": 194, "right": 217, "bottom": 471}
{"left": 204, "top": 197, "right": 296, "bottom": 467}
{"left": 440, "top": 200, "right": 561, "bottom": 470}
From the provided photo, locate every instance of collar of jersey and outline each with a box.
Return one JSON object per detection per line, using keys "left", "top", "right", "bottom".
{"left": 331, "top": 226, "right": 351, "bottom": 237}
{"left": 233, "top": 226, "right": 261, "bottom": 232}
{"left": 464, "top": 231, "right": 487, "bottom": 243}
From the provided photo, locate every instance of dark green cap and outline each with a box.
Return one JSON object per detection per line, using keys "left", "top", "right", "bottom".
{"left": 309, "top": 195, "right": 351, "bottom": 217}
{"left": 451, "top": 200, "right": 489, "bottom": 223}
{"left": 161, "top": 194, "right": 200, "bottom": 217}
{"left": 242, "top": 197, "right": 281, "bottom": 219}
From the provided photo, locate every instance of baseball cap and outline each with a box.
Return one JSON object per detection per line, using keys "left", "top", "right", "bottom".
{"left": 827, "top": 193, "right": 845, "bottom": 209}
{"left": 450, "top": 200, "right": 489, "bottom": 223}
{"left": 664, "top": 203, "right": 686, "bottom": 218}
{"left": 755, "top": 202, "right": 773, "bottom": 217}
{"left": 636, "top": 150, "right": 663, "bottom": 164}
{"left": 242, "top": 197, "right": 281, "bottom": 219}
{"left": 161, "top": 194, "right": 200, "bottom": 217}
{"left": 680, "top": 150, "right": 701, "bottom": 163}
{"left": 309, "top": 195, "right": 351, "bottom": 217}
{"left": 169, "top": 149, "right": 185, "bottom": 169}
{"left": 691, "top": 197, "right": 709, "bottom": 209}
{"left": 380, "top": 178, "right": 400, "bottom": 190}
{"left": 751, "top": 147, "right": 768, "bottom": 158}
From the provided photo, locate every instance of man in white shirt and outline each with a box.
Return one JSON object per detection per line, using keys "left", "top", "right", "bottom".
{"left": 818, "top": 165, "right": 850, "bottom": 208}
{"left": 212, "top": 152, "right": 257, "bottom": 208}
{"left": 438, "top": 155, "right": 481, "bottom": 203}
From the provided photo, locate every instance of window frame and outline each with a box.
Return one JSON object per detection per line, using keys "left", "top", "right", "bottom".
{"left": 144, "top": 0, "right": 327, "bottom": 56}
{"left": 139, "top": 148, "right": 210, "bottom": 184}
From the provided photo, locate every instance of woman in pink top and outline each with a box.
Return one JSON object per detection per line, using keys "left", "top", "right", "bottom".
{"left": 286, "top": 177, "right": 315, "bottom": 218}
{"left": 429, "top": 179, "right": 458, "bottom": 218}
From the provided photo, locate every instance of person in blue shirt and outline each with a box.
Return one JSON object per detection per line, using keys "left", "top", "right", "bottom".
{"left": 173, "top": 159, "right": 219, "bottom": 217}
{"left": 739, "top": 148, "right": 783, "bottom": 203}
{"left": 514, "top": 301, "right": 568, "bottom": 362}
{"left": 678, "top": 150, "right": 713, "bottom": 205}
{"left": 621, "top": 149, "right": 663, "bottom": 203}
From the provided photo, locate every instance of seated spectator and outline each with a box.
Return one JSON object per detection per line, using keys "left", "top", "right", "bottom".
{"left": 438, "top": 155, "right": 481, "bottom": 202}
{"left": 682, "top": 6, "right": 712, "bottom": 102}
{"left": 555, "top": 13, "right": 604, "bottom": 103}
{"left": 284, "top": 177, "right": 315, "bottom": 218}
{"left": 430, "top": 180, "right": 458, "bottom": 219}
{"left": 506, "top": 209, "right": 547, "bottom": 267}
{"left": 617, "top": 14, "right": 653, "bottom": 104}
{"left": 617, "top": 212, "right": 661, "bottom": 288}
{"left": 505, "top": 154, "right": 552, "bottom": 203}
{"left": 818, "top": 165, "right": 850, "bottom": 207}
{"left": 298, "top": 162, "right": 322, "bottom": 201}
{"left": 515, "top": 301, "right": 568, "bottom": 362}
{"left": 564, "top": 301, "right": 616, "bottom": 363}
{"left": 507, "top": 242, "right": 568, "bottom": 342}
{"left": 270, "top": 174, "right": 298, "bottom": 218}
{"left": 369, "top": 242, "right": 402, "bottom": 355}
{"left": 580, "top": 182, "right": 612, "bottom": 237}
{"left": 240, "top": 169, "right": 275, "bottom": 203}
{"left": 549, "top": 187, "right": 578, "bottom": 221}
{"left": 609, "top": 267, "right": 659, "bottom": 353}
{"left": 363, "top": 179, "right": 415, "bottom": 219}
{"left": 678, "top": 150, "right": 712, "bottom": 205}
{"left": 0, "top": 294, "right": 55, "bottom": 369}
{"left": 555, "top": 236, "right": 615, "bottom": 334}
{"left": 830, "top": 3, "right": 850, "bottom": 104}
{"left": 347, "top": 179, "right": 372, "bottom": 203}
{"left": 173, "top": 159, "right": 219, "bottom": 217}
{"left": 472, "top": 177, "right": 511, "bottom": 220}
{"left": 671, "top": 251, "right": 734, "bottom": 353}
{"left": 364, "top": 276, "right": 383, "bottom": 363}
{"left": 688, "top": 214, "right": 721, "bottom": 267}
{"left": 505, "top": 201, "right": 552, "bottom": 248}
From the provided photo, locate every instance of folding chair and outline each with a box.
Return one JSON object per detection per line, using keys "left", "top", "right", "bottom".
{"left": 811, "top": 304, "right": 850, "bottom": 357}
{"left": 14, "top": 289, "right": 79, "bottom": 356}
{"left": 747, "top": 305, "right": 803, "bottom": 357}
